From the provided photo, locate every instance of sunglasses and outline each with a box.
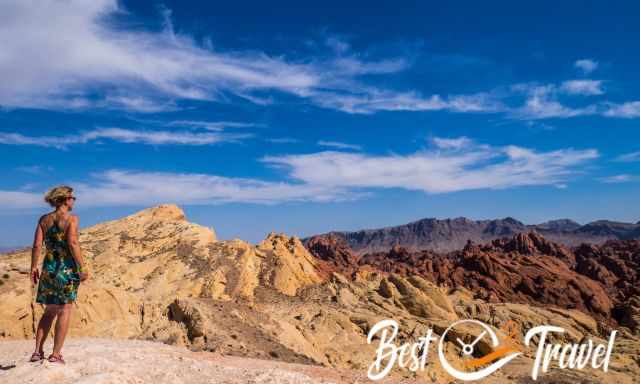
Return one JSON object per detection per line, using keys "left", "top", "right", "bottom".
{"left": 67, "top": 196, "right": 77, "bottom": 201}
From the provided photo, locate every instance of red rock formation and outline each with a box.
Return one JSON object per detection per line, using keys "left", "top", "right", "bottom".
{"left": 438, "top": 233, "right": 612, "bottom": 320}
{"left": 304, "top": 235, "right": 361, "bottom": 277}
{"left": 305, "top": 231, "right": 640, "bottom": 327}
{"left": 574, "top": 240, "right": 640, "bottom": 304}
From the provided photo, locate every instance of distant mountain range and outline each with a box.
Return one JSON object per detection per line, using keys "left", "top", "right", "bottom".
{"left": 305, "top": 217, "right": 640, "bottom": 253}
{"left": 0, "top": 246, "right": 22, "bottom": 254}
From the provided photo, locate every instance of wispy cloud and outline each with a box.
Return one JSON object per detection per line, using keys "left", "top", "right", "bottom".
{"left": 1, "top": 1, "right": 637, "bottom": 122}
{"left": 1, "top": 137, "right": 601, "bottom": 210}
{"left": 265, "top": 137, "right": 300, "bottom": 144}
{"left": 309, "top": 89, "right": 504, "bottom": 114}
{"left": 15, "top": 165, "right": 53, "bottom": 174}
{"left": 325, "top": 35, "right": 351, "bottom": 55}
{"left": 0, "top": 0, "right": 452, "bottom": 115}
{"left": 0, "top": 128, "right": 250, "bottom": 149}
{"left": 0, "top": 190, "right": 43, "bottom": 210}
{"left": 574, "top": 59, "right": 599, "bottom": 74}
{"left": 167, "top": 120, "right": 260, "bottom": 131}
{"left": 599, "top": 174, "right": 635, "bottom": 183}
{"left": 0, "top": 1, "right": 512, "bottom": 117}
{"left": 615, "top": 151, "right": 640, "bottom": 162}
{"left": 327, "top": 57, "right": 409, "bottom": 76}
{"left": 0, "top": 0, "right": 330, "bottom": 111}
{"left": 103, "top": 96, "right": 177, "bottom": 113}
{"left": 431, "top": 136, "right": 473, "bottom": 150}
{"left": 263, "top": 138, "right": 599, "bottom": 193}
{"left": 317, "top": 140, "right": 362, "bottom": 150}
{"left": 1, "top": 170, "right": 355, "bottom": 209}
{"left": 603, "top": 101, "right": 640, "bottom": 118}
{"left": 0, "top": 1, "right": 313, "bottom": 111}
{"left": 560, "top": 80, "right": 604, "bottom": 95}
{"left": 511, "top": 84, "right": 597, "bottom": 119}
{"left": 79, "top": 170, "right": 356, "bottom": 205}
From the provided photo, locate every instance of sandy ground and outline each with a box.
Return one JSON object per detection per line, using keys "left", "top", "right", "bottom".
{"left": 0, "top": 338, "right": 421, "bottom": 384}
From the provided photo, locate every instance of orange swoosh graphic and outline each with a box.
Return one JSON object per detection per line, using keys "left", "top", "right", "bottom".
{"left": 464, "top": 346, "right": 519, "bottom": 368}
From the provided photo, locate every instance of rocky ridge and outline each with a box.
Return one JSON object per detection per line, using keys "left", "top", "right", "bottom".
{"left": 0, "top": 205, "right": 638, "bottom": 383}
{"left": 306, "top": 216, "right": 640, "bottom": 254}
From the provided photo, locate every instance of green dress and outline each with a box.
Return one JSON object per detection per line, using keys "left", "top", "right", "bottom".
{"left": 35, "top": 220, "right": 80, "bottom": 304}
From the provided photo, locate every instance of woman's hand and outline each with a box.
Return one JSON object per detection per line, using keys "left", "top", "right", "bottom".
{"left": 79, "top": 271, "right": 89, "bottom": 282}
{"left": 30, "top": 267, "right": 39, "bottom": 285}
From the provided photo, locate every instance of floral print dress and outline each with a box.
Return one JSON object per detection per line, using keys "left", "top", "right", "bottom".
{"left": 36, "top": 219, "right": 80, "bottom": 304}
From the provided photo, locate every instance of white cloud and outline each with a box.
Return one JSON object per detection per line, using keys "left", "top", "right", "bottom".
{"left": 447, "top": 94, "right": 505, "bottom": 112}
{"left": 2, "top": 0, "right": 491, "bottom": 116}
{"left": 0, "top": 132, "right": 71, "bottom": 148}
{"left": 431, "top": 137, "right": 473, "bottom": 150}
{"left": 615, "top": 151, "right": 640, "bottom": 162}
{"left": 84, "top": 128, "right": 250, "bottom": 145}
{"left": 309, "top": 89, "right": 504, "bottom": 114}
{"left": 0, "top": 1, "right": 519, "bottom": 117}
{"left": 328, "top": 57, "right": 409, "bottom": 76}
{"left": 574, "top": 59, "right": 599, "bottom": 74}
{"left": 78, "top": 170, "right": 357, "bottom": 205}
{"left": 511, "top": 80, "right": 640, "bottom": 120}
{"left": 15, "top": 165, "right": 53, "bottom": 174}
{"left": 0, "top": 0, "right": 364, "bottom": 112}
{"left": 309, "top": 91, "right": 446, "bottom": 114}
{"left": 0, "top": 138, "right": 601, "bottom": 210}
{"left": 4, "top": 1, "right": 632, "bottom": 121}
{"left": 0, "top": 128, "right": 249, "bottom": 149}
{"left": 167, "top": 120, "right": 260, "bottom": 131}
{"left": 560, "top": 80, "right": 604, "bottom": 95}
{"left": 520, "top": 95, "right": 594, "bottom": 119}
{"left": 0, "top": 0, "right": 324, "bottom": 110}
{"left": 0, "top": 190, "right": 43, "bottom": 209}
{"left": 317, "top": 140, "right": 362, "bottom": 150}
{"left": 102, "top": 96, "right": 177, "bottom": 113}
{"left": 3, "top": 170, "right": 355, "bottom": 210}
{"left": 604, "top": 101, "right": 640, "bottom": 118}
{"left": 325, "top": 36, "right": 351, "bottom": 55}
{"left": 513, "top": 84, "right": 597, "bottom": 119}
{"left": 266, "top": 137, "right": 300, "bottom": 144}
{"left": 3, "top": 2, "right": 640, "bottom": 123}
{"left": 599, "top": 174, "right": 634, "bottom": 183}
{"left": 263, "top": 139, "right": 598, "bottom": 193}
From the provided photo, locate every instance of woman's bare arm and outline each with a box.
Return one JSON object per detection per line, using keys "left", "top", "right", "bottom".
{"left": 67, "top": 216, "right": 87, "bottom": 279}
{"left": 30, "top": 217, "right": 44, "bottom": 285}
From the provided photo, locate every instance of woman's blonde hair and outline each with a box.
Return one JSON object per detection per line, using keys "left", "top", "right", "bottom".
{"left": 44, "top": 185, "right": 74, "bottom": 207}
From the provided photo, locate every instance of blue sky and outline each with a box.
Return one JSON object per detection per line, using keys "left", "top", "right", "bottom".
{"left": 1, "top": 0, "right": 639, "bottom": 247}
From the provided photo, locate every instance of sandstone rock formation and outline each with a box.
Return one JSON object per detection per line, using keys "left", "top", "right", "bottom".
{"left": 1, "top": 205, "right": 638, "bottom": 383}
{"left": 0, "top": 205, "right": 324, "bottom": 341}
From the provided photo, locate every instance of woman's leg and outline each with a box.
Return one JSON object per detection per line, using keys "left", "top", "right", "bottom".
{"left": 51, "top": 303, "right": 72, "bottom": 357}
{"left": 34, "top": 304, "right": 60, "bottom": 354}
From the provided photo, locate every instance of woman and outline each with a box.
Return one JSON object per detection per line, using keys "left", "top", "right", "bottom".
{"left": 29, "top": 185, "right": 89, "bottom": 364}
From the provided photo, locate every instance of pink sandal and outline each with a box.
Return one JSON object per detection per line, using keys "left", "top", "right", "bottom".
{"left": 47, "top": 354, "right": 65, "bottom": 364}
{"left": 29, "top": 351, "right": 44, "bottom": 362}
